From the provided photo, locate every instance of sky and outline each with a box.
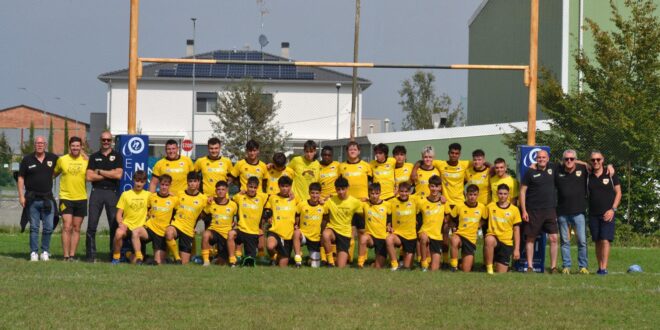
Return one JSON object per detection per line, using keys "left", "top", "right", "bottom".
{"left": 0, "top": 0, "right": 482, "bottom": 131}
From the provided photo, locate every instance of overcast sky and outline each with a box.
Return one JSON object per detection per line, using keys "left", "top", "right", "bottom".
{"left": 1, "top": 0, "right": 482, "bottom": 130}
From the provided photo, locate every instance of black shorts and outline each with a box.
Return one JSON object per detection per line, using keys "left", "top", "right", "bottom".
{"left": 458, "top": 235, "right": 476, "bottom": 256}
{"left": 429, "top": 238, "right": 443, "bottom": 254}
{"left": 331, "top": 229, "right": 351, "bottom": 253}
{"left": 175, "top": 228, "right": 193, "bottom": 254}
{"left": 59, "top": 199, "right": 88, "bottom": 217}
{"left": 493, "top": 239, "right": 513, "bottom": 265}
{"left": 524, "top": 208, "right": 558, "bottom": 237}
{"left": 397, "top": 235, "right": 416, "bottom": 254}
{"left": 302, "top": 237, "right": 321, "bottom": 253}
{"left": 146, "top": 227, "right": 167, "bottom": 251}
{"left": 268, "top": 231, "right": 293, "bottom": 259}
{"left": 235, "top": 230, "right": 260, "bottom": 258}
{"left": 209, "top": 231, "right": 228, "bottom": 259}
{"left": 351, "top": 214, "right": 365, "bottom": 230}
{"left": 589, "top": 215, "right": 615, "bottom": 242}
{"left": 371, "top": 237, "right": 387, "bottom": 257}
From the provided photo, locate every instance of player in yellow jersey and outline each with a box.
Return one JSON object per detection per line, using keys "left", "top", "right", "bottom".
{"left": 340, "top": 141, "right": 372, "bottom": 201}
{"left": 489, "top": 158, "right": 519, "bottom": 205}
{"left": 194, "top": 137, "right": 233, "bottom": 197}
{"left": 150, "top": 139, "right": 194, "bottom": 196}
{"left": 386, "top": 183, "right": 419, "bottom": 270}
{"left": 322, "top": 177, "right": 364, "bottom": 268}
{"left": 112, "top": 171, "right": 150, "bottom": 265}
{"left": 229, "top": 139, "right": 269, "bottom": 192}
{"left": 433, "top": 143, "right": 470, "bottom": 206}
{"left": 264, "top": 176, "right": 298, "bottom": 267}
{"left": 293, "top": 182, "right": 326, "bottom": 268}
{"left": 201, "top": 180, "right": 238, "bottom": 266}
{"left": 370, "top": 144, "right": 396, "bottom": 200}
{"left": 54, "top": 136, "right": 88, "bottom": 261}
{"left": 417, "top": 175, "right": 448, "bottom": 271}
{"left": 393, "top": 145, "right": 414, "bottom": 193}
{"left": 465, "top": 149, "right": 491, "bottom": 205}
{"left": 141, "top": 174, "right": 178, "bottom": 264}
{"left": 319, "top": 146, "right": 340, "bottom": 199}
{"left": 164, "top": 172, "right": 208, "bottom": 264}
{"left": 414, "top": 145, "right": 441, "bottom": 199}
{"left": 227, "top": 176, "right": 269, "bottom": 266}
{"left": 450, "top": 184, "right": 488, "bottom": 272}
{"left": 266, "top": 152, "right": 294, "bottom": 196}
{"left": 484, "top": 184, "right": 521, "bottom": 274}
{"left": 358, "top": 183, "right": 392, "bottom": 269}
{"left": 288, "top": 140, "right": 320, "bottom": 201}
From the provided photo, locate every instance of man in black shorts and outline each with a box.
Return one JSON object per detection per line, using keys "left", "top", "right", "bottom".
{"left": 520, "top": 149, "right": 559, "bottom": 273}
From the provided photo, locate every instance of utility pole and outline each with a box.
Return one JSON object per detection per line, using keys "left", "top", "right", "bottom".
{"left": 349, "top": 0, "right": 360, "bottom": 141}
{"left": 527, "top": 0, "right": 539, "bottom": 146}
{"left": 191, "top": 17, "right": 197, "bottom": 158}
{"left": 127, "top": 0, "right": 139, "bottom": 134}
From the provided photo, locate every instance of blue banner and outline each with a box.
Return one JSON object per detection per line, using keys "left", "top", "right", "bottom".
{"left": 514, "top": 145, "right": 551, "bottom": 273}
{"left": 116, "top": 135, "right": 150, "bottom": 193}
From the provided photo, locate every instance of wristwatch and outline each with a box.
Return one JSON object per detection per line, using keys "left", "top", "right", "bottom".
{"left": 612, "top": 207, "right": 618, "bottom": 212}
{"left": 96, "top": 169, "right": 101, "bottom": 175}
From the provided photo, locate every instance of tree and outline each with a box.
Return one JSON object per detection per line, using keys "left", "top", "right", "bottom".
{"left": 504, "top": 0, "right": 660, "bottom": 233}
{"left": 0, "top": 132, "right": 13, "bottom": 187}
{"left": 398, "top": 71, "right": 464, "bottom": 130}
{"left": 20, "top": 121, "right": 35, "bottom": 154}
{"left": 210, "top": 79, "right": 290, "bottom": 161}
{"left": 63, "top": 121, "right": 69, "bottom": 154}
{"left": 47, "top": 118, "right": 53, "bottom": 153}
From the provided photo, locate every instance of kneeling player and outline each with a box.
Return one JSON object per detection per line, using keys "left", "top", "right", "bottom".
{"left": 201, "top": 181, "right": 238, "bottom": 266}
{"left": 417, "top": 175, "right": 448, "bottom": 271}
{"left": 386, "top": 183, "right": 418, "bottom": 270}
{"left": 227, "top": 176, "right": 268, "bottom": 266}
{"left": 358, "top": 183, "right": 391, "bottom": 269}
{"left": 450, "top": 184, "right": 488, "bottom": 272}
{"left": 322, "top": 177, "right": 363, "bottom": 268}
{"left": 484, "top": 184, "right": 521, "bottom": 274}
{"left": 142, "top": 174, "right": 178, "bottom": 264}
{"left": 112, "top": 171, "right": 150, "bottom": 264}
{"left": 293, "top": 182, "right": 326, "bottom": 268}
{"left": 265, "top": 176, "right": 297, "bottom": 268}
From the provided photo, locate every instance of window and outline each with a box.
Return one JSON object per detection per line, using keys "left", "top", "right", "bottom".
{"left": 196, "top": 92, "right": 218, "bottom": 113}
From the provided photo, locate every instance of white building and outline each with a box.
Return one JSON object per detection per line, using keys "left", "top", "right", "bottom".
{"left": 98, "top": 46, "right": 371, "bottom": 157}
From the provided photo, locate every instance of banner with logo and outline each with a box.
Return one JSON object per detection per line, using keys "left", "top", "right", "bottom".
{"left": 514, "top": 145, "right": 551, "bottom": 273}
{"left": 116, "top": 135, "right": 150, "bottom": 193}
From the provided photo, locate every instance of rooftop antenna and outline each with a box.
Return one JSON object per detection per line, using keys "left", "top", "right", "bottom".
{"left": 257, "top": 0, "right": 270, "bottom": 52}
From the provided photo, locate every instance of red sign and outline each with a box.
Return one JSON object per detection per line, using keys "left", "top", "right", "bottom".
{"left": 181, "top": 139, "right": 193, "bottom": 152}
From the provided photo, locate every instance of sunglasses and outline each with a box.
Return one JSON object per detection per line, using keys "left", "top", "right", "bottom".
{"left": 591, "top": 158, "right": 603, "bottom": 162}
{"left": 564, "top": 157, "right": 575, "bottom": 161}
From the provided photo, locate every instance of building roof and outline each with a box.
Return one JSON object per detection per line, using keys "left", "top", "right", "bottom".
{"left": 0, "top": 104, "right": 90, "bottom": 127}
{"left": 98, "top": 50, "right": 372, "bottom": 90}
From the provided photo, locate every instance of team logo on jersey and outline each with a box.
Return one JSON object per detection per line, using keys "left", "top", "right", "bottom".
{"left": 226, "top": 208, "right": 231, "bottom": 213}
{"left": 474, "top": 211, "right": 481, "bottom": 215}
{"left": 47, "top": 161, "right": 53, "bottom": 167}
{"left": 603, "top": 178, "right": 610, "bottom": 185}
{"left": 256, "top": 168, "right": 261, "bottom": 172}
{"left": 505, "top": 212, "right": 511, "bottom": 217}
{"left": 559, "top": 173, "right": 565, "bottom": 177}
{"left": 193, "top": 200, "right": 199, "bottom": 205}
{"left": 165, "top": 201, "right": 171, "bottom": 206}
{"left": 576, "top": 170, "right": 582, "bottom": 177}
{"left": 109, "top": 155, "right": 116, "bottom": 161}
{"left": 547, "top": 169, "right": 553, "bottom": 175}
{"left": 179, "top": 162, "right": 184, "bottom": 166}
{"left": 379, "top": 208, "right": 384, "bottom": 212}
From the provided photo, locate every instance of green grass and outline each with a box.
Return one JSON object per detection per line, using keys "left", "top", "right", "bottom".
{"left": 1, "top": 233, "right": 658, "bottom": 329}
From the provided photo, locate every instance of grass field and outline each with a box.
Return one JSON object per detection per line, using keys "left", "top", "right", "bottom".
{"left": 1, "top": 233, "right": 658, "bottom": 329}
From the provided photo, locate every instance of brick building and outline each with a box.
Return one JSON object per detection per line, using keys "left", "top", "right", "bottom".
{"left": 0, "top": 105, "right": 89, "bottom": 155}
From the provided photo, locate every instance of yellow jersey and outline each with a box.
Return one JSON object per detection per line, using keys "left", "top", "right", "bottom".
{"left": 417, "top": 197, "right": 448, "bottom": 241}
{"left": 390, "top": 197, "right": 418, "bottom": 240}
{"left": 266, "top": 166, "right": 295, "bottom": 196}
{"left": 55, "top": 154, "right": 88, "bottom": 201}
{"left": 370, "top": 157, "right": 396, "bottom": 200}
{"left": 205, "top": 199, "right": 238, "bottom": 238}
{"left": 325, "top": 195, "right": 363, "bottom": 238}
{"left": 297, "top": 200, "right": 326, "bottom": 242}
{"left": 152, "top": 156, "right": 194, "bottom": 196}
{"left": 486, "top": 202, "right": 522, "bottom": 246}
{"left": 230, "top": 159, "right": 269, "bottom": 191}
{"left": 233, "top": 192, "right": 269, "bottom": 235}
{"left": 171, "top": 191, "right": 208, "bottom": 237}
{"left": 340, "top": 160, "right": 372, "bottom": 200}
{"left": 466, "top": 166, "right": 491, "bottom": 205}
{"left": 451, "top": 202, "right": 488, "bottom": 245}
{"left": 194, "top": 156, "right": 233, "bottom": 197}
{"left": 266, "top": 195, "right": 298, "bottom": 240}
{"left": 363, "top": 200, "right": 391, "bottom": 240}
{"left": 434, "top": 160, "right": 470, "bottom": 206}
{"left": 116, "top": 189, "right": 151, "bottom": 230}
{"left": 489, "top": 175, "right": 519, "bottom": 204}
{"left": 145, "top": 193, "right": 179, "bottom": 236}
{"left": 288, "top": 156, "right": 320, "bottom": 201}
{"left": 414, "top": 166, "right": 440, "bottom": 198}
{"left": 394, "top": 163, "right": 414, "bottom": 186}
{"left": 319, "top": 161, "right": 340, "bottom": 199}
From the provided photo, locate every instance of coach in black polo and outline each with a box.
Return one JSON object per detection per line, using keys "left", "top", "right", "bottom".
{"left": 519, "top": 149, "right": 559, "bottom": 273}
{"left": 85, "top": 131, "right": 123, "bottom": 262}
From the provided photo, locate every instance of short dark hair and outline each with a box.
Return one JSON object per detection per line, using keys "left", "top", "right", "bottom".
{"left": 273, "top": 152, "right": 287, "bottom": 167}
{"left": 134, "top": 170, "right": 147, "bottom": 181}
{"left": 345, "top": 141, "right": 360, "bottom": 150}
{"left": 207, "top": 137, "right": 221, "bottom": 146}
{"left": 246, "top": 139, "right": 260, "bottom": 151}
{"left": 187, "top": 172, "right": 200, "bottom": 181}
{"left": 494, "top": 158, "right": 506, "bottom": 165}
{"left": 368, "top": 182, "right": 381, "bottom": 192}
{"left": 429, "top": 175, "right": 442, "bottom": 186}
{"left": 373, "top": 143, "right": 389, "bottom": 156}
{"left": 334, "top": 177, "right": 349, "bottom": 188}
{"left": 303, "top": 140, "right": 317, "bottom": 151}
{"left": 398, "top": 182, "right": 411, "bottom": 191}
{"left": 215, "top": 180, "right": 228, "bottom": 188}
{"left": 392, "top": 145, "right": 407, "bottom": 155}
{"left": 497, "top": 183, "right": 510, "bottom": 192}
{"left": 466, "top": 184, "right": 479, "bottom": 193}
{"left": 159, "top": 174, "right": 172, "bottom": 184}
{"left": 321, "top": 146, "right": 333, "bottom": 154}
{"left": 309, "top": 182, "right": 321, "bottom": 192}
{"left": 472, "top": 149, "right": 485, "bottom": 158}
{"left": 247, "top": 176, "right": 260, "bottom": 186}
{"left": 166, "top": 139, "right": 178, "bottom": 146}
{"left": 69, "top": 136, "right": 82, "bottom": 145}
{"left": 278, "top": 176, "right": 293, "bottom": 186}
{"left": 448, "top": 143, "right": 462, "bottom": 152}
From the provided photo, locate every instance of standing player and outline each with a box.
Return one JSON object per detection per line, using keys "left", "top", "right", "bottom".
{"left": 164, "top": 172, "right": 208, "bottom": 264}
{"left": 143, "top": 174, "right": 178, "bottom": 265}
{"left": 293, "top": 183, "right": 326, "bottom": 268}
{"left": 54, "top": 136, "right": 88, "bottom": 261}
{"left": 465, "top": 149, "right": 491, "bottom": 206}
{"left": 264, "top": 176, "right": 297, "bottom": 267}
{"left": 288, "top": 140, "right": 320, "bottom": 201}
{"left": 386, "top": 183, "right": 418, "bottom": 270}
{"left": 484, "top": 184, "right": 521, "bottom": 274}
{"left": 339, "top": 141, "right": 372, "bottom": 262}
{"left": 370, "top": 144, "right": 396, "bottom": 200}
{"left": 266, "top": 152, "right": 294, "bottom": 196}
{"left": 150, "top": 139, "right": 194, "bottom": 196}
{"left": 227, "top": 176, "right": 269, "bottom": 266}
{"left": 201, "top": 181, "right": 237, "bottom": 266}
{"left": 489, "top": 158, "right": 518, "bottom": 205}
{"left": 358, "top": 183, "right": 391, "bottom": 269}
{"left": 416, "top": 175, "right": 448, "bottom": 271}
{"left": 229, "top": 139, "right": 269, "bottom": 192}
{"left": 319, "top": 146, "right": 340, "bottom": 200}
{"left": 111, "top": 171, "right": 150, "bottom": 264}
{"left": 413, "top": 146, "right": 441, "bottom": 199}
{"left": 393, "top": 145, "right": 414, "bottom": 192}
{"left": 321, "top": 177, "right": 363, "bottom": 268}
{"left": 449, "top": 184, "right": 488, "bottom": 272}
{"left": 194, "top": 137, "right": 233, "bottom": 197}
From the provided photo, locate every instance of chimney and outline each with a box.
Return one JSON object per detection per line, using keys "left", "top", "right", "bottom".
{"left": 281, "top": 42, "right": 290, "bottom": 58}
{"left": 186, "top": 39, "right": 194, "bottom": 57}
{"left": 383, "top": 118, "right": 391, "bottom": 132}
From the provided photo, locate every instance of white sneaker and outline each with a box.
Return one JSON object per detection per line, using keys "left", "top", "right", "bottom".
{"left": 30, "top": 252, "right": 39, "bottom": 262}
{"left": 40, "top": 251, "right": 50, "bottom": 261}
